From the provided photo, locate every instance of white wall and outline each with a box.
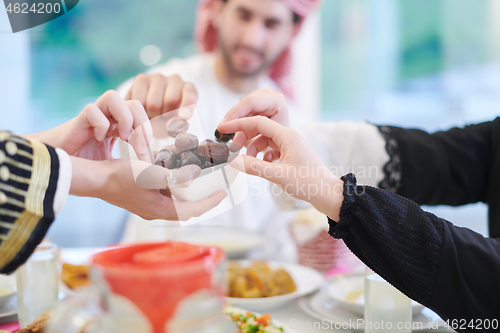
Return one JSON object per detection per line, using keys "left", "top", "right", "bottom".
{"left": 0, "top": 9, "right": 31, "bottom": 133}
{"left": 291, "top": 10, "right": 321, "bottom": 122}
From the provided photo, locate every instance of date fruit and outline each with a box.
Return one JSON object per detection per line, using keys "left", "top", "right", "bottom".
{"left": 214, "top": 129, "right": 235, "bottom": 143}
{"left": 167, "top": 117, "right": 189, "bottom": 137}
{"left": 175, "top": 133, "right": 199, "bottom": 152}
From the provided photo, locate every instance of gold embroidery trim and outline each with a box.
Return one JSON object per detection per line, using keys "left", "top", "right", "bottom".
{"left": 0, "top": 211, "right": 41, "bottom": 268}
{"left": 0, "top": 209, "right": 21, "bottom": 218}
{"left": 16, "top": 149, "right": 33, "bottom": 159}
{"left": 0, "top": 221, "right": 15, "bottom": 229}
{"left": 5, "top": 157, "right": 33, "bottom": 172}
{"left": 0, "top": 182, "right": 27, "bottom": 197}
{"left": 0, "top": 139, "right": 51, "bottom": 270}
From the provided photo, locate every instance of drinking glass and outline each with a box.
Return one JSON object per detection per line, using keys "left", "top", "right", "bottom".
{"left": 364, "top": 267, "right": 411, "bottom": 333}
{"left": 16, "top": 242, "right": 59, "bottom": 328}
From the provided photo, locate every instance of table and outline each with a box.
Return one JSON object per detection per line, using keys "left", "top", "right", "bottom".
{"left": 1, "top": 247, "right": 456, "bottom": 333}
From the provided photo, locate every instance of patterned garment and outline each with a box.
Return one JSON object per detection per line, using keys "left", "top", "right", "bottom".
{"left": 0, "top": 131, "right": 60, "bottom": 274}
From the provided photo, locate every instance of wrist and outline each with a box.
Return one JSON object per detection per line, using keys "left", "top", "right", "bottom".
{"left": 311, "top": 175, "right": 344, "bottom": 222}
{"left": 69, "top": 157, "right": 113, "bottom": 198}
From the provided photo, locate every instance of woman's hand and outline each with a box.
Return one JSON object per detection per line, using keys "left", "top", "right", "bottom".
{"left": 219, "top": 89, "right": 289, "bottom": 148}
{"left": 26, "top": 90, "right": 153, "bottom": 162}
{"left": 218, "top": 116, "right": 344, "bottom": 221}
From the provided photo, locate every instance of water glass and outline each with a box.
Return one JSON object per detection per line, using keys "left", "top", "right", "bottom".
{"left": 364, "top": 267, "right": 411, "bottom": 333}
{"left": 16, "top": 242, "right": 59, "bottom": 327}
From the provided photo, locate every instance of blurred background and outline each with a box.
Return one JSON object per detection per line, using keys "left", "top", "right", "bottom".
{"left": 1, "top": 0, "right": 497, "bottom": 247}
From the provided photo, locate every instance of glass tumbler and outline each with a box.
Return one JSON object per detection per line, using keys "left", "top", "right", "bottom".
{"left": 364, "top": 266, "right": 411, "bottom": 333}
{"left": 16, "top": 242, "right": 59, "bottom": 328}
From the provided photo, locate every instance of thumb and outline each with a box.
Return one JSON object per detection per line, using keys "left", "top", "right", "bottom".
{"left": 228, "top": 154, "right": 282, "bottom": 182}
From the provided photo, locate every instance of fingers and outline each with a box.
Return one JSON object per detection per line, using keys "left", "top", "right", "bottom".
{"left": 126, "top": 73, "right": 197, "bottom": 120}
{"left": 179, "top": 83, "right": 198, "bottom": 116}
{"left": 263, "top": 149, "right": 280, "bottom": 162}
{"left": 127, "top": 74, "right": 150, "bottom": 106}
{"left": 94, "top": 90, "right": 134, "bottom": 141}
{"left": 162, "top": 74, "right": 184, "bottom": 114}
{"left": 246, "top": 134, "right": 280, "bottom": 157}
{"left": 125, "top": 100, "right": 153, "bottom": 162}
{"left": 218, "top": 116, "right": 291, "bottom": 151}
{"left": 220, "top": 89, "right": 288, "bottom": 124}
{"left": 145, "top": 73, "right": 168, "bottom": 119}
{"left": 174, "top": 190, "right": 228, "bottom": 220}
{"left": 80, "top": 103, "right": 111, "bottom": 142}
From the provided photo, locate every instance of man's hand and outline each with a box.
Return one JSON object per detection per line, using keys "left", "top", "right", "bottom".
{"left": 26, "top": 90, "right": 153, "bottom": 162}
{"left": 218, "top": 89, "right": 289, "bottom": 148}
{"left": 69, "top": 157, "right": 227, "bottom": 221}
{"left": 218, "top": 116, "right": 343, "bottom": 221}
{"left": 125, "top": 73, "right": 198, "bottom": 120}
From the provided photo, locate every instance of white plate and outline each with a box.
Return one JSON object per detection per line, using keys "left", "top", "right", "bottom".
{"left": 174, "top": 229, "right": 265, "bottom": 259}
{"left": 0, "top": 274, "right": 16, "bottom": 309}
{"left": 298, "top": 289, "right": 445, "bottom": 331}
{"left": 225, "top": 261, "right": 323, "bottom": 312}
{"left": 327, "top": 273, "right": 424, "bottom": 315}
{"left": 0, "top": 294, "right": 17, "bottom": 319}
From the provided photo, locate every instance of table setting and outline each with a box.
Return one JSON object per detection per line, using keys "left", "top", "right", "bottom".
{"left": 0, "top": 238, "right": 457, "bottom": 333}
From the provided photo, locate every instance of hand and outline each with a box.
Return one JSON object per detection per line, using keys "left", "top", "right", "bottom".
{"left": 26, "top": 90, "right": 153, "bottom": 162}
{"left": 69, "top": 157, "right": 227, "bottom": 221}
{"left": 125, "top": 73, "right": 198, "bottom": 120}
{"left": 219, "top": 89, "right": 289, "bottom": 148}
{"left": 218, "top": 116, "right": 343, "bottom": 221}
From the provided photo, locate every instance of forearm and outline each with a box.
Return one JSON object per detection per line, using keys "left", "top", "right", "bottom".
{"left": 23, "top": 123, "right": 69, "bottom": 150}
{"left": 69, "top": 156, "right": 112, "bottom": 198}
{"left": 329, "top": 174, "right": 500, "bottom": 328}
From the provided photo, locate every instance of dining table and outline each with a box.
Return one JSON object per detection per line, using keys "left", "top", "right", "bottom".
{"left": 0, "top": 247, "right": 457, "bottom": 333}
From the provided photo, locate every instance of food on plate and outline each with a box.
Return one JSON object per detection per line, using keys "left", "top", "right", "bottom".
{"left": 61, "top": 263, "right": 90, "bottom": 290}
{"left": 226, "top": 308, "right": 284, "bottom": 333}
{"left": 15, "top": 311, "right": 52, "bottom": 333}
{"left": 227, "top": 261, "right": 296, "bottom": 298}
{"left": 155, "top": 134, "right": 231, "bottom": 170}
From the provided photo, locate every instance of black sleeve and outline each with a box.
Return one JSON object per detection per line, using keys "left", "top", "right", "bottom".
{"left": 329, "top": 174, "right": 500, "bottom": 331}
{"left": 377, "top": 118, "right": 497, "bottom": 206}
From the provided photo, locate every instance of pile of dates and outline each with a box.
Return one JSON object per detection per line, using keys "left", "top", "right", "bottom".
{"left": 155, "top": 133, "right": 231, "bottom": 170}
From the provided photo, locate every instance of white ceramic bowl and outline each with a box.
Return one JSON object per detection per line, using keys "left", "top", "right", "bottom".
{"left": 0, "top": 274, "right": 16, "bottom": 309}
{"left": 170, "top": 162, "right": 240, "bottom": 202}
{"left": 175, "top": 228, "right": 265, "bottom": 259}
{"left": 327, "top": 273, "right": 424, "bottom": 315}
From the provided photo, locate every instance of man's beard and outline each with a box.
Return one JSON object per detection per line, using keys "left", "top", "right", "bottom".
{"left": 219, "top": 40, "right": 276, "bottom": 78}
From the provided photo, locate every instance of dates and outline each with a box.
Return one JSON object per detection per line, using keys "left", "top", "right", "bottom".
{"left": 154, "top": 145, "right": 179, "bottom": 169}
{"left": 175, "top": 133, "right": 199, "bottom": 152}
{"left": 214, "top": 129, "right": 235, "bottom": 143}
{"left": 179, "top": 151, "right": 202, "bottom": 167}
{"left": 196, "top": 140, "right": 229, "bottom": 164}
{"left": 167, "top": 117, "right": 189, "bottom": 137}
{"left": 155, "top": 134, "right": 231, "bottom": 170}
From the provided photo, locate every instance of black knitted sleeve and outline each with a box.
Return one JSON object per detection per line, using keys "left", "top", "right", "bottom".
{"left": 328, "top": 174, "right": 500, "bottom": 330}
